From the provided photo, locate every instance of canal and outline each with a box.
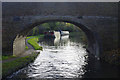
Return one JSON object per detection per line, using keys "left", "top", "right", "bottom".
{"left": 7, "top": 34, "right": 120, "bottom": 79}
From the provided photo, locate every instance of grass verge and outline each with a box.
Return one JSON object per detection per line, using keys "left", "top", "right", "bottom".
{"left": 27, "top": 37, "right": 42, "bottom": 50}
{"left": 2, "top": 53, "right": 39, "bottom": 79}
{"left": 25, "top": 45, "right": 29, "bottom": 50}
{"left": 2, "top": 55, "right": 16, "bottom": 60}
{"left": 26, "top": 34, "right": 44, "bottom": 50}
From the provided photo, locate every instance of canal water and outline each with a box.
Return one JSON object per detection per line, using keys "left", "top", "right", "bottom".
{"left": 7, "top": 34, "right": 120, "bottom": 79}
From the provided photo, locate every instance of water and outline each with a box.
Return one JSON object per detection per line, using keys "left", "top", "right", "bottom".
{"left": 7, "top": 35, "right": 120, "bottom": 79}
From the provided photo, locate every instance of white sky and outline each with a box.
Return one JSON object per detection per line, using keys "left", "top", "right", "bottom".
{"left": 0, "top": 0, "right": 120, "bottom": 2}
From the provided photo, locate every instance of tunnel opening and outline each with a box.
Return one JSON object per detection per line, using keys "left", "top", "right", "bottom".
{"left": 13, "top": 17, "right": 101, "bottom": 60}
{"left": 26, "top": 21, "right": 88, "bottom": 49}
{"left": 12, "top": 20, "right": 101, "bottom": 79}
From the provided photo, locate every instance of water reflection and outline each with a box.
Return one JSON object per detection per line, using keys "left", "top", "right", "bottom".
{"left": 27, "top": 35, "right": 88, "bottom": 78}
{"left": 54, "top": 35, "right": 69, "bottom": 46}
{"left": 39, "top": 35, "right": 69, "bottom": 47}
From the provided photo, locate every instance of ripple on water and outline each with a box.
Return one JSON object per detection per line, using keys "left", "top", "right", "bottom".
{"left": 9, "top": 35, "right": 88, "bottom": 79}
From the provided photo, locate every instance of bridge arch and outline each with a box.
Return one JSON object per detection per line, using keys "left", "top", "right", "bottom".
{"left": 13, "top": 16, "right": 101, "bottom": 59}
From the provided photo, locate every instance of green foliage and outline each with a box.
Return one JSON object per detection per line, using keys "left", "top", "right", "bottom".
{"left": 32, "top": 27, "right": 40, "bottom": 36}
{"left": 54, "top": 22, "right": 78, "bottom": 32}
{"left": 41, "top": 22, "right": 78, "bottom": 32}
{"left": 41, "top": 23, "right": 50, "bottom": 29}
{"left": 26, "top": 34, "right": 44, "bottom": 39}
{"left": 2, "top": 53, "right": 38, "bottom": 78}
{"left": 25, "top": 46, "right": 29, "bottom": 50}
{"left": 48, "top": 22, "right": 56, "bottom": 30}
{"left": 28, "top": 22, "right": 80, "bottom": 36}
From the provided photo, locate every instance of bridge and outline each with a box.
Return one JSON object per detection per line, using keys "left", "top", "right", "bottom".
{"left": 2, "top": 2, "right": 118, "bottom": 59}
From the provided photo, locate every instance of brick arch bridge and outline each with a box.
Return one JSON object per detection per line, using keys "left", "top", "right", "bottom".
{"left": 2, "top": 2, "right": 118, "bottom": 60}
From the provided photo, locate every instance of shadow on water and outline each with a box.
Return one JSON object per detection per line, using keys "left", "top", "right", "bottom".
{"left": 83, "top": 54, "right": 120, "bottom": 78}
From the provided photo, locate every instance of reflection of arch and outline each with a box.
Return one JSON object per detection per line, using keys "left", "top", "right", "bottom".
{"left": 13, "top": 16, "right": 101, "bottom": 58}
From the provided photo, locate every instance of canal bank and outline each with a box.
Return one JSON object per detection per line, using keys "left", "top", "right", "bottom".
{"left": 2, "top": 50, "right": 39, "bottom": 79}
{"left": 7, "top": 34, "right": 120, "bottom": 79}
{"left": 2, "top": 35, "right": 44, "bottom": 79}
{"left": 2, "top": 33, "right": 120, "bottom": 79}
{"left": 26, "top": 34, "right": 44, "bottom": 50}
